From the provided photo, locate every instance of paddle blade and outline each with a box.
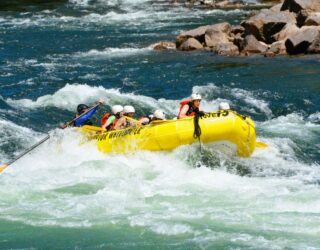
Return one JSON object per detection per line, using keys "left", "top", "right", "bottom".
{"left": 0, "top": 164, "right": 8, "bottom": 173}
{"left": 79, "top": 125, "right": 105, "bottom": 133}
{"left": 256, "top": 141, "right": 268, "bottom": 148}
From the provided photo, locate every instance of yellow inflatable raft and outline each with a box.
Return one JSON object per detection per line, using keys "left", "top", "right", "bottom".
{"left": 79, "top": 110, "right": 257, "bottom": 157}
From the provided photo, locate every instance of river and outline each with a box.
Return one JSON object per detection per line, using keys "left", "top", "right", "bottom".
{"left": 0, "top": 0, "right": 319, "bottom": 249}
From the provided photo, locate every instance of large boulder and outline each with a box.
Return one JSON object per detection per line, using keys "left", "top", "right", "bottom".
{"left": 205, "top": 28, "right": 231, "bottom": 48}
{"left": 269, "top": 40, "right": 287, "bottom": 54}
{"left": 179, "top": 38, "right": 203, "bottom": 51}
{"left": 281, "top": 0, "right": 320, "bottom": 13}
{"left": 215, "top": 42, "right": 240, "bottom": 56}
{"left": 272, "top": 23, "right": 300, "bottom": 41}
{"left": 241, "top": 9, "right": 296, "bottom": 44}
{"left": 304, "top": 12, "right": 320, "bottom": 26}
{"left": 281, "top": 0, "right": 320, "bottom": 26}
{"left": 285, "top": 26, "right": 320, "bottom": 54}
{"left": 242, "top": 35, "right": 269, "bottom": 54}
{"left": 176, "top": 22, "right": 231, "bottom": 48}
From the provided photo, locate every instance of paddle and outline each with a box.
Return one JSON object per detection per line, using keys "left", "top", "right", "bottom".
{"left": 123, "top": 115, "right": 139, "bottom": 122}
{"left": 256, "top": 141, "right": 268, "bottom": 148}
{"left": 0, "top": 134, "right": 50, "bottom": 173}
{"left": 0, "top": 102, "right": 102, "bottom": 174}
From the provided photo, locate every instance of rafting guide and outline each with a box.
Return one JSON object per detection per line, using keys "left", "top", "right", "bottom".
{"left": 178, "top": 93, "right": 205, "bottom": 119}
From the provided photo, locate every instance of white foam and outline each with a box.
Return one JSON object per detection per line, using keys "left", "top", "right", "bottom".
{"left": 5, "top": 84, "right": 178, "bottom": 116}
{"left": 74, "top": 47, "right": 151, "bottom": 59}
{"left": 0, "top": 121, "right": 318, "bottom": 243}
{"left": 308, "top": 112, "right": 320, "bottom": 123}
{"left": 190, "top": 84, "right": 273, "bottom": 117}
{"left": 259, "top": 113, "right": 320, "bottom": 138}
{"left": 0, "top": 119, "right": 44, "bottom": 162}
{"left": 230, "top": 88, "right": 273, "bottom": 118}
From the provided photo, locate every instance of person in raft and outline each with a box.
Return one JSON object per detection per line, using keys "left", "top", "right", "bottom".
{"left": 101, "top": 105, "right": 127, "bottom": 131}
{"left": 138, "top": 109, "right": 166, "bottom": 125}
{"left": 123, "top": 105, "right": 137, "bottom": 128}
{"left": 72, "top": 102, "right": 101, "bottom": 127}
{"left": 178, "top": 93, "right": 204, "bottom": 119}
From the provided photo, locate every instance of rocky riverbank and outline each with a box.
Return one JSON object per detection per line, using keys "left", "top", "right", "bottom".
{"left": 151, "top": 0, "right": 320, "bottom": 56}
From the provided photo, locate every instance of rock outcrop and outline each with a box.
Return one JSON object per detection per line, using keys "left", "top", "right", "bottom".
{"left": 241, "top": 9, "right": 296, "bottom": 43}
{"left": 285, "top": 26, "right": 320, "bottom": 54}
{"left": 242, "top": 35, "right": 269, "bottom": 54}
{"left": 150, "top": 0, "right": 320, "bottom": 57}
{"left": 204, "top": 23, "right": 231, "bottom": 49}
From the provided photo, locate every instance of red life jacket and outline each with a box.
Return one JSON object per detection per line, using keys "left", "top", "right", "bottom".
{"left": 101, "top": 112, "right": 111, "bottom": 126}
{"left": 101, "top": 112, "right": 118, "bottom": 130}
{"left": 179, "top": 100, "right": 196, "bottom": 116}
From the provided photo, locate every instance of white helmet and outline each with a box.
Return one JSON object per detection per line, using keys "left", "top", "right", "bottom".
{"left": 111, "top": 105, "right": 124, "bottom": 115}
{"left": 219, "top": 102, "right": 230, "bottom": 110}
{"left": 123, "top": 105, "right": 135, "bottom": 113}
{"left": 153, "top": 109, "right": 166, "bottom": 120}
{"left": 190, "top": 93, "right": 202, "bottom": 101}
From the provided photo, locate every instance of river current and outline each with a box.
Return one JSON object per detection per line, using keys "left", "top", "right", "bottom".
{"left": 0, "top": 0, "right": 319, "bottom": 249}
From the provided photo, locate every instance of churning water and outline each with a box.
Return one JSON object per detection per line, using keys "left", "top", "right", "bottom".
{"left": 0, "top": 0, "right": 319, "bottom": 248}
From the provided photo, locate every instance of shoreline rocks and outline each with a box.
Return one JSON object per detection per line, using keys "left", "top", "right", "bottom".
{"left": 151, "top": 0, "right": 320, "bottom": 57}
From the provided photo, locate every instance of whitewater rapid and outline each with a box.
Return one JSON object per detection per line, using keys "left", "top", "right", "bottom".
{"left": 1, "top": 85, "right": 319, "bottom": 244}
{"left": 1, "top": 0, "right": 320, "bottom": 248}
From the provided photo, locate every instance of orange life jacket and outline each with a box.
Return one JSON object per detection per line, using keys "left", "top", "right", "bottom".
{"left": 179, "top": 100, "right": 196, "bottom": 116}
{"left": 101, "top": 112, "right": 111, "bottom": 126}
{"left": 101, "top": 112, "right": 118, "bottom": 130}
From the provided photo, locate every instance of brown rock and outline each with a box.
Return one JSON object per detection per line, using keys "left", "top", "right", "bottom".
{"left": 281, "top": 0, "right": 320, "bottom": 13}
{"left": 272, "top": 23, "right": 300, "bottom": 41}
{"left": 215, "top": 42, "right": 240, "bottom": 56}
{"left": 281, "top": 0, "right": 320, "bottom": 26}
{"left": 304, "top": 12, "right": 320, "bottom": 26}
{"left": 179, "top": 38, "right": 203, "bottom": 51}
{"left": 269, "top": 40, "right": 287, "bottom": 54}
{"left": 242, "top": 35, "right": 268, "bottom": 54}
{"left": 285, "top": 26, "right": 320, "bottom": 54}
{"left": 176, "top": 22, "right": 231, "bottom": 48}
{"left": 205, "top": 29, "right": 231, "bottom": 48}
{"left": 241, "top": 9, "right": 296, "bottom": 44}
{"left": 307, "top": 34, "right": 320, "bottom": 53}
{"left": 149, "top": 41, "right": 176, "bottom": 50}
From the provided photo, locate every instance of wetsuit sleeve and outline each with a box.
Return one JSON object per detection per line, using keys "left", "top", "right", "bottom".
{"left": 74, "top": 106, "right": 99, "bottom": 127}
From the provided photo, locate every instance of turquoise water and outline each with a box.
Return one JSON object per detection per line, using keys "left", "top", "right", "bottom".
{"left": 0, "top": 0, "right": 319, "bottom": 249}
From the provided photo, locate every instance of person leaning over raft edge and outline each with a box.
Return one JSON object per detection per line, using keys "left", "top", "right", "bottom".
{"left": 178, "top": 93, "right": 204, "bottom": 119}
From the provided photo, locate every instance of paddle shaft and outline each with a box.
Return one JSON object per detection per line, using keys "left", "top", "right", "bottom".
{"left": 0, "top": 134, "right": 50, "bottom": 173}
{"left": 0, "top": 102, "right": 102, "bottom": 173}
